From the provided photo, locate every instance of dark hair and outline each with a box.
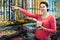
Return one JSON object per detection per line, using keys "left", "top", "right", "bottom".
{"left": 40, "top": 1, "right": 49, "bottom": 11}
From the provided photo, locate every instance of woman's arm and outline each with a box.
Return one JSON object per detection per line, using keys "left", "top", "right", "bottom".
{"left": 12, "top": 6, "right": 38, "bottom": 19}
{"left": 44, "top": 16, "right": 57, "bottom": 33}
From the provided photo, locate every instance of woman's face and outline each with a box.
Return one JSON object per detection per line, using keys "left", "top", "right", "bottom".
{"left": 40, "top": 4, "right": 48, "bottom": 13}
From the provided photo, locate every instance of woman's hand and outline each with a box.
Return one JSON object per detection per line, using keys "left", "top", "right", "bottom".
{"left": 36, "top": 21, "right": 42, "bottom": 27}
{"left": 12, "top": 6, "right": 20, "bottom": 10}
{"left": 36, "top": 21, "right": 47, "bottom": 30}
{"left": 39, "top": 26, "right": 47, "bottom": 30}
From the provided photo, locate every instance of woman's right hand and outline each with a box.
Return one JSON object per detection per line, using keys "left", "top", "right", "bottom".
{"left": 12, "top": 6, "right": 20, "bottom": 10}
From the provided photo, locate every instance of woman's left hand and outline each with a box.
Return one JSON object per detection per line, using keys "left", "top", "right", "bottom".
{"left": 38, "top": 26, "right": 47, "bottom": 30}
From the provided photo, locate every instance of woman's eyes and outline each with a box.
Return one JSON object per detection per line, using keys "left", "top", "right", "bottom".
{"left": 40, "top": 6, "right": 45, "bottom": 8}
{"left": 43, "top": 6, "right": 45, "bottom": 8}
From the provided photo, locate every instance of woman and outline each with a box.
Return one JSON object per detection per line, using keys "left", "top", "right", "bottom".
{"left": 12, "top": 1, "right": 56, "bottom": 40}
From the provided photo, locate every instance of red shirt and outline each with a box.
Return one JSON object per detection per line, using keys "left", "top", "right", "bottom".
{"left": 12, "top": 37, "right": 23, "bottom": 40}
{"left": 20, "top": 9, "right": 56, "bottom": 40}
